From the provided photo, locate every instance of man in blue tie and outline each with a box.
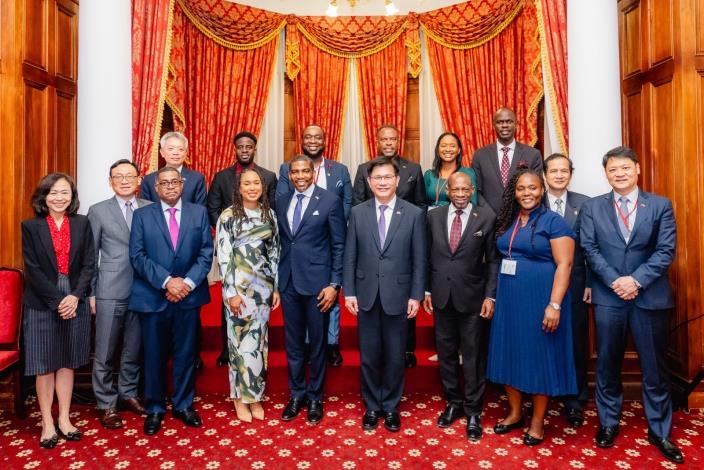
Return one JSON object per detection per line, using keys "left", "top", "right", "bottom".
{"left": 275, "top": 155, "right": 346, "bottom": 424}
{"left": 579, "top": 146, "right": 682, "bottom": 464}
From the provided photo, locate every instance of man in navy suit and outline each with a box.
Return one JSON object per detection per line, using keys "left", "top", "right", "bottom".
{"left": 276, "top": 155, "right": 346, "bottom": 424}
{"left": 129, "top": 166, "right": 213, "bottom": 436}
{"left": 344, "top": 156, "right": 426, "bottom": 432}
{"left": 580, "top": 146, "right": 682, "bottom": 464}
{"left": 543, "top": 153, "right": 591, "bottom": 428}
{"left": 140, "top": 132, "right": 207, "bottom": 205}
{"left": 277, "top": 125, "right": 352, "bottom": 367}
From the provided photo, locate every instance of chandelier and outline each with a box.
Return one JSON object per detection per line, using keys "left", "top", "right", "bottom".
{"left": 326, "top": 1, "right": 400, "bottom": 17}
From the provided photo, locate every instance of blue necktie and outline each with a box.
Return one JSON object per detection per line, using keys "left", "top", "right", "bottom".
{"left": 378, "top": 204, "right": 388, "bottom": 248}
{"left": 617, "top": 196, "right": 631, "bottom": 240}
{"left": 292, "top": 193, "right": 304, "bottom": 234}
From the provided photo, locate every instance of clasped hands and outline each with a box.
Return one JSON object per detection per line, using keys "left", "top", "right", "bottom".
{"left": 165, "top": 277, "right": 191, "bottom": 303}
{"left": 611, "top": 276, "right": 639, "bottom": 300}
{"left": 345, "top": 297, "right": 420, "bottom": 318}
{"left": 58, "top": 294, "right": 79, "bottom": 319}
{"left": 423, "top": 295, "right": 495, "bottom": 319}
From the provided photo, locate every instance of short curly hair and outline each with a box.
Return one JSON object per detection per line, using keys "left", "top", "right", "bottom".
{"left": 31, "top": 172, "right": 80, "bottom": 216}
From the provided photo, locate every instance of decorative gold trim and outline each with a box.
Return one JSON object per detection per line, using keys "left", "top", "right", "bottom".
{"left": 355, "top": 61, "right": 370, "bottom": 161}
{"left": 285, "top": 37, "right": 301, "bottom": 80}
{"left": 535, "top": 0, "right": 567, "bottom": 154}
{"left": 334, "top": 60, "right": 352, "bottom": 162}
{"left": 165, "top": 63, "right": 187, "bottom": 131}
{"left": 420, "top": 0, "right": 524, "bottom": 50}
{"left": 405, "top": 36, "right": 422, "bottom": 78}
{"left": 296, "top": 20, "right": 408, "bottom": 59}
{"left": 177, "top": 0, "right": 285, "bottom": 50}
{"left": 526, "top": 7, "right": 544, "bottom": 148}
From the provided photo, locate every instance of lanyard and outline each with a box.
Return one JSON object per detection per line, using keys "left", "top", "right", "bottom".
{"left": 507, "top": 214, "right": 523, "bottom": 259}
{"left": 614, "top": 197, "right": 638, "bottom": 230}
{"left": 314, "top": 160, "right": 324, "bottom": 184}
{"left": 434, "top": 178, "right": 448, "bottom": 205}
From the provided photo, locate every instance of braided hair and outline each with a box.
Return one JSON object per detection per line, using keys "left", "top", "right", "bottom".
{"left": 494, "top": 166, "right": 547, "bottom": 249}
{"left": 230, "top": 167, "right": 274, "bottom": 234}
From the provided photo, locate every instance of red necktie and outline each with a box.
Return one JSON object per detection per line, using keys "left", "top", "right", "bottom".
{"left": 448, "top": 209, "right": 463, "bottom": 254}
{"left": 500, "top": 147, "right": 510, "bottom": 187}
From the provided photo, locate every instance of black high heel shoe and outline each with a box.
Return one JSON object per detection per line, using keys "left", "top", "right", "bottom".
{"left": 523, "top": 431, "right": 544, "bottom": 446}
{"left": 39, "top": 434, "right": 58, "bottom": 449}
{"left": 493, "top": 416, "right": 525, "bottom": 435}
{"left": 58, "top": 426, "right": 82, "bottom": 441}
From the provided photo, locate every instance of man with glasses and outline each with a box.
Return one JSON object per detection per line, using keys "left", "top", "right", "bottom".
{"left": 87, "top": 159, "right": 152, "bottom": 429}
{"left": 129, "top": 166, "right": 213, "bottom": 436}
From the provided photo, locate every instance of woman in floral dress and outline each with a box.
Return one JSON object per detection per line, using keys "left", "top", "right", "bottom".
{"left": 217, "top": 168, "right": 280, "bottom": 422}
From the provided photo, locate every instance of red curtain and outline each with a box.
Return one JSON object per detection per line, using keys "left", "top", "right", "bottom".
{"left": 132, "top": 0, "right": 174, "bottom": 175}
{"left": 357, "top": 37, "right": 409, "bottom": 160}
{"left": 426, "top": 1, "right": 542, "bottom": 166}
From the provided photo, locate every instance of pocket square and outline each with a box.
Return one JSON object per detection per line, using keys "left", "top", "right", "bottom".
{"left": 312, "top": 210, "right": 320, "bottom": 216}
{"left": 473, "top": 230, "right": 483, "bottom": 237}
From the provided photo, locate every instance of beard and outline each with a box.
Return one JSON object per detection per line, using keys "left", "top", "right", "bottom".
{"left": 302, "top": 146, "right": 324, "bottom": 159}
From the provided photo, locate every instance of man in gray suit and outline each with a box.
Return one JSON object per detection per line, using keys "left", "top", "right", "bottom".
{"left": 471, "top": 108, "right": 543, "bottom": 215}
{"left": 88, "top": 159, "right": 152, "bottom": 429}
{"left": 343, "top": 156, "right": 426, "bottom": 433}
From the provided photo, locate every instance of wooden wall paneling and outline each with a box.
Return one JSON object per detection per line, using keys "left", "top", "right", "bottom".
{"left": 622, "top": 1, "right": 641, "bottom": 77}
{"left": 283, "top": 76, "right": 296, "bottom": 162}
{"left": 403, "top": 77, "right": 420, "bottom": 163}
{"left": 648, "top": 0, "right": 674, "bottom": 67}
{"left": 23, "top": 0, "right": 47, "bottom": 70}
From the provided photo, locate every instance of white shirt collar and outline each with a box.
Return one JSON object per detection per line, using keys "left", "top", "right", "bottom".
{"left": 547, "top": 191, "right": 566, "bottom": 208}
{"left": 448, "top": 202, "right": 471, "bottom": 214}
{"left": 614, "top": 187, "right": 639, "bottom": 204}
{"left": 295, "top": 184, "right": 316, "bottom": 199}
{"left": 496, "top": 140, "right": 516, "bottom": 152}
{"left": 160, "top": 199, "right": 182, "bottom": 212}
{"left": 115, "top": 195, "right": 137, "bottom": 207}
{"left": 375, "top": 196, "right": 397, "bottom": 211}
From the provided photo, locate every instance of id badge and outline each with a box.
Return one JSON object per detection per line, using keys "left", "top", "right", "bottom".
{"left": 500, "top": 259, "right": 517, "bottom": 275}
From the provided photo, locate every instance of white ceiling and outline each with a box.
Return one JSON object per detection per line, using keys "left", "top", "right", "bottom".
{"left": 226, "top": 0, "right": 468, "bottom": 15}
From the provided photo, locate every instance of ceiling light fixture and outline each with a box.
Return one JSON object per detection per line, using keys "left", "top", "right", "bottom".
{"left": 384, "top": 0, "right": 400, "bottom": 16}
{"left": 325, "top": 0, "right": 339, "bottom": 17}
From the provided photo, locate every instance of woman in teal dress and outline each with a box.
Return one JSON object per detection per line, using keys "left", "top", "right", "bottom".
{"left": 423, "top": 132, "right": 478, "bottom": 209}
{"left": 217, "top": 168, "right": 280, "bottom": 423}
{"left": 487, "top": 168, "right": 576, "bottom": 446}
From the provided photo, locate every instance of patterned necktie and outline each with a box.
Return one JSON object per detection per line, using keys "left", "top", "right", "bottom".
{"left": 378, "top": 204, "right": 388, "bottom": 248}
{"left": 168, "top": 207, "right": 179, "bottom": 248}
{"left": 125, "top": 201, "right": 133, "bottom": 230}
{"left": 500, "top": 146, "right": 511, "bottom": 187}
{"left": 291, "top": 193, "right": 305, "bottom": 234}
{"left": 617, "top": 196, "right": 631, "bottom": 240}
{"left": 555, "top": 198, "right": 564, "bottom": 217}
{"left": 448, "top": 209, "right": 463, "bottom": 254}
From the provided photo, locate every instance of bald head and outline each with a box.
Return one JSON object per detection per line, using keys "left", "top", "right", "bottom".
{"left": 493, "top": 108, "right": 517, "bottom": 145}
{"left": 446, "top": 171, "right": 474, "bottom": 209}
{"left": 301, "top": 125, "right": 326, "bottom": 159}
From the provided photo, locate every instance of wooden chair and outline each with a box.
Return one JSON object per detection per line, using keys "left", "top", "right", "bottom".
{"left": 0, "top": 267, "right": 25, "bottom": 418}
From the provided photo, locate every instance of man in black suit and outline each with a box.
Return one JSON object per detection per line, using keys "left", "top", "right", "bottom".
{"left": 471, "top": 108, "right": 543, "bottom": 215}
{"left": 423, "top": 172, "right": 498, "bottom": 441}
{"left": 543, "top": 153, "right": 591, "bottom": 428}
{"left": 352, "top": 125, "right": 427, "bottom": 368}
{"left": 344, "top": 156, "right": 427, "bottom": 433}
{"left": 206, "top": 131, "right": 279, "bottom": 366}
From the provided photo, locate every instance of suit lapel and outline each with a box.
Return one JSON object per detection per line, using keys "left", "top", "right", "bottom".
{"left": 108, "top": 197, "right": 130, "bottom": 234}
{"left": 509, "top": 144, "right": 523, "bottom": 174}
{"left": 454, "top": 206, "right": 481, "bottom": 254}
{"left": 486, "top": 146, "right": 503, "bottom": 186}
{"left": 564, "top": 192, "right": 579, "bottom": 229}
{"left": 68, "top": 216, "right": 80, "bottom": 266}
{"left": 153, "top": 203, "right": 175, "bottom": 251}
{"left": 174, "top": 204, "right": 191, "bottom": 252}
{"left": 365, "top": 200, "right": 382, "bottom": 252}
{"left": 604, "top": 193, "right": 627, "bottom": 245}
{"left": 294, "top": 187, "right": 322, "bottom": 236}
{"left": 628, "top": 191, "right": 648, "bottom": 243}
{"left": 382, "top": 201, "right": 404, "bottom": 253}
{"left": 278, "top": 192, "right": 294, "bottom": 239}
{"left": 38, "top": 219, "right": 58, "bottom": 271}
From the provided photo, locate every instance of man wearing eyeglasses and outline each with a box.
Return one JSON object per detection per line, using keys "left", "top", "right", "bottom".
{"left": 129, "top": 166, "right": 214, "bottom": 436}
{"left": 87, "top": 159, "right": 152, "bottom": 429}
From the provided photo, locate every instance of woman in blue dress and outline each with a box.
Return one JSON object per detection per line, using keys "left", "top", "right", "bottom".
{"left": 487, "top": 168, "right": 577, "bottom": 446}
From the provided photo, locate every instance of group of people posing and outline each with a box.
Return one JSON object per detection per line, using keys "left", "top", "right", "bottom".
{"left": 20, "top": 108, "right": 683, "bottom": 464}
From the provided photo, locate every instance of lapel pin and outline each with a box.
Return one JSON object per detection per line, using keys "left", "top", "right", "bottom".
{"left": 640, "top": 203, "right": 646, "bottom": 207}
{"left": 315, "top": 196, "right": 319, "bottom": 200}
{"left": 573, "top": 210, "right": 578, "bottom": 215}
{"left": 396, "top": 211, "right": 401, "bottom": 215}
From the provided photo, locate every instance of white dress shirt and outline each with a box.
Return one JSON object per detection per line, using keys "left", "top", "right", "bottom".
{"left": 446, "top": 202, "right": 471, "bottom": 240}
{"left": 496, "top": 139, "right": 516, "bottom": 167}
{"left": 547, "top": 191, "right": 567, "bottom": 217}
{"left": 375, "top": 196, "right": 397, "bottom": 241}
{"left": 116, "top": 195, "right": 138, "bottom": 221}
{"left": 614, "top": 187, "right": 639, "bottom": 241}
{"left": 313, "top": 158, "right": 327, "bottom": 190}
{"left": 287, "top": 184, "right": 316, "bottom": 231}
{"left": 159, "top": 199, "right": 194, "bottom": 289}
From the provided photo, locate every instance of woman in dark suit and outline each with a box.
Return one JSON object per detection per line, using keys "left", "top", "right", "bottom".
{"left": 21, "top": 173, "right": 95, "bottom": 448}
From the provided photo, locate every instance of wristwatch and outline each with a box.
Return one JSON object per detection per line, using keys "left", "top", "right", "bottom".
{"left": 548, "top": 302, "right": 561, "bottom": 310}
{"left": 330, "top": 283, "right": 341, "bottom": 291}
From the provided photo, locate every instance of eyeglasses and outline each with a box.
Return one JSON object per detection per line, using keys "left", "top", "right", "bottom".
{"left": 157, "top": 179, "right": 185, "bottom": 188}
{"left": 111, "top": 175, "right": 139, "bottom": 182}
{"left": 369, "top": 175, "right": 396, "bottom": 182}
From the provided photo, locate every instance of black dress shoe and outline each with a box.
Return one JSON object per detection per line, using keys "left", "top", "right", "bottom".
{"left": 595, "top": 425, "right": 619, "bottom": 448}
{"left": 327, "top": 344, "right": 343, "bottom": 367}
{"left": 404, "top": 352, "right": 417, "bottom": 369}
{"left": 216, "top": 349, "right": 228, "bottom": 367}
{"left": 648, "top": 430, "right": 684, "bottom": 464}
{"left": 362, "top": 410, "right": 380, "bottom": 430}
{"left": 281, "top": 397, "right": 309, "bottom": 421}
{"left": 523, "top": 432, "right": 544, "bottom": 446}
{"left": 466, "top": 415, "right": 483, "bottom": 441}
{"left": 565, "top": 407, "right": 584, "bottom": 427}
{"left": 58, "top": 426, "right": 82, "bottom": 441}
{"left": 384, "top": 412, "right": 401, "bottom": 432}
{"left": 173, "top": 407, "right": 202, "bottom": 427}
{"left": 437, "top": 404, "right": 464, "bottom": 428}
{"left": 144, "top": 413, "right": 164, "bottom": 435}
{"left": 307, "top": 400, "right": 323, "bottom": 424}
{"left": 39, "top": 434, "right": 58, "bottom": 449}
{"left": 493, "top": 416, "right": 525, "bottom": 435}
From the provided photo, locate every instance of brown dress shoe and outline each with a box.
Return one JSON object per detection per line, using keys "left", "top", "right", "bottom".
{"left": 99, "top": 408, "right": 124, "bottom": 429}
{"left": 119, "top": 397, "right": 146, "bottom": 415}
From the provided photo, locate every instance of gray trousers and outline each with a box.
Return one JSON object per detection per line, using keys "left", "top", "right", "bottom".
{"left": 92, "top": 298, "right": 142, "bottom": 409}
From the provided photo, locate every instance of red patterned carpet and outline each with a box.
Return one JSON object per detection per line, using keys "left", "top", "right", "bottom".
{"left": 1, "top": 391, "right": 702, "bottom": 470}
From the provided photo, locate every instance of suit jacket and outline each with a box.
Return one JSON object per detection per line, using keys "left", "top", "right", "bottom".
{"left": 140, "top": 167, "right": 207, "bottom": 206}
{"left": 276, "top": 159, "right": 352, "bottom": 220}
{"left": 544, "top": 191, "right": 591, "bottom": 300}
{"left": 87, "top": 196, "right": 152, "bottom": 300}
{"left": 21, "top": 215, "right": 95, "bottom": 310}
{"left": 276, "top": 186, "right": 346, "bottom": 296}
{"left": 343, "top": 198, "right": 427, "bottom": 315}
{"left": 426, "top": 204, "right": 499, "bottom": 314}
{"left": 206, "top": 164, "right": 278, "bottom": 227}
{"left": 471, "top": 142, "right": 543, "bottom": 215}
{"left": 128, "top": 200, "right": 213, "bottom": 313}
{"left": 579, "top": 189, "right": 675, "bottom": 310}
{"left": 352, "top": 156, "right": 427, "bottom": 209}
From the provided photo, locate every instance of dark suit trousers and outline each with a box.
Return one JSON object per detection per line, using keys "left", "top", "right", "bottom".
{"left": 281, "top": 284, "right": 329, "bottom": 401}
{"left": 434, "top": 301, "right": 487, "bottom": 416}
{"left": 406, "top": 317, "right": 416, "bottom": 353}
{"left": 358, "top": 295, "right": 407, "bottom": 413}
{"left": 563, "top": 299, "right": 589, "bottom": 410}
{"left": 595, "top": 304, "right": 673, "bottom": 439}
{"left": 140, "top": 304, "right": 199, "bottom": 414}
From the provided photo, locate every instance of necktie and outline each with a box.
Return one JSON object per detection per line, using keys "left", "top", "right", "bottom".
{"left": 448, "top": 209, "right": 463, "bottom": 254}
{"left": 378, "top": 204, "right": 388, "bottom": 248}
{"left": 617, "top": 196, "right": 631, "bottom": 240}
{"left": 168, "top": 207, "right": 179, "bottom": 248}
{"left": 291, "top": 193, "right": 304, "bottom": 234}
{"left": 125, "top": 201, "right": 133, "bottom": 230}
{"left": 555, "top": 198, "right": 564, "bottom": 216}
{"left": 500, "top": 146, "right": 511, "bottom": 187}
